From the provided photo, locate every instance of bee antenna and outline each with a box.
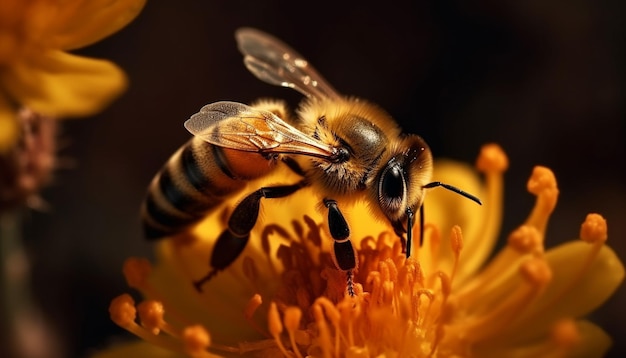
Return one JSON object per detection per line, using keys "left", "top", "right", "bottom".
{"left": 423, "top": 181, "right": 482, "bottom": 205}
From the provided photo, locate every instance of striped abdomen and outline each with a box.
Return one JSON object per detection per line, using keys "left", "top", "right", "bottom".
{"left": 141, "top": 137, "right": 277, "bottom": 240}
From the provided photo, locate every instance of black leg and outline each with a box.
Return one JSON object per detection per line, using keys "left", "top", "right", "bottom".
{"left": 405, "top": 207, "right": 414, "bottom": 258}
{"left": 323, "top": 199, "right": 357, "bottom": 296}
{"left": 193, "top": 180, "right": 308, "bottom": 291}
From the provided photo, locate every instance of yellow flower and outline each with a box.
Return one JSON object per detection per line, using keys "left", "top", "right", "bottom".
{"left": 104, "top": 144, "right": 624, "bottom": 357}
{"left": 0, "top": 0, "right": 147, "bottom": 152}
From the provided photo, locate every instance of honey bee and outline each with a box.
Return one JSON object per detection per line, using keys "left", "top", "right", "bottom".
{"left": 141, "top": 28, "right": 481, "bottom": 294}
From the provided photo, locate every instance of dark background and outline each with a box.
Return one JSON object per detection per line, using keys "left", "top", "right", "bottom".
{"left": 17, "top": 0, "right": 626, "bottom": 357}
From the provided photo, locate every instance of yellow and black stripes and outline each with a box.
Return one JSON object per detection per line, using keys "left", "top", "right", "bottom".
{"left": 141, "top": 137, "right": 257, "bottom": 240}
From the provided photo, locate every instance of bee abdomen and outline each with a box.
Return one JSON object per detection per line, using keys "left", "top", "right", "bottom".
{"left": 142, "top": 137, "right": 259, "bottom": 240}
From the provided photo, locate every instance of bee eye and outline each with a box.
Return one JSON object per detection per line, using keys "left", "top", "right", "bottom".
{"left": 381, "top": 165, "right": 404, "bottom": 199}
{"left": 378, "top": 162, "right": 407, "bottom": 218}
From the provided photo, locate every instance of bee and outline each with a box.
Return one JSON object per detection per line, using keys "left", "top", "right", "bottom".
{"left": 141, "top": 28, "right": 481, "bottom": 294}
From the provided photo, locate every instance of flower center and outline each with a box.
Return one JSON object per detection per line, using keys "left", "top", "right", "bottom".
{"left": 241, "top": 219, "right": 465, "bottom": 357}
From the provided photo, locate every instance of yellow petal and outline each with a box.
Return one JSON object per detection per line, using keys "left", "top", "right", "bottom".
{"left": 487, "top": 242, "right": 623, "bottom": 344}
{"left": 2, "top": 50, "right": 127, "bottom": 117}
{"left": 568, "top": 320, "right": 612, "bottom": 358}
{"left": 473, "top": 320, "right": 611, "bottom": 358}
{"left": 50, "top": 0, "right": 147, "bottom": 50}
{"left": 526, "top": 242, "right": 622, "bottom": 323}
{"left": 0, "top": 95, "right": 19, "bottom": 153}
{"left": 92, "top": 341, "right": 182, "bottom": 358}
{"left": 152, "top": 238, "right": 268, "bottom": 346}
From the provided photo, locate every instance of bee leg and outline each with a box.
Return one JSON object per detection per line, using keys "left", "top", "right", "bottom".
{"left": 193, "top": 180, "right": 308, "bottom": 291}
{"left": 405, "top": 207, "right": 415, "bottom": 258}
{"left": 323, "top": 199, "right": 357, "bottom": 297}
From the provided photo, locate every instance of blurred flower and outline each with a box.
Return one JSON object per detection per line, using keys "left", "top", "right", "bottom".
{"left": 104, "top": 144, "right": 623, "bottom": 357}
{"left": 0, "top": 109, "right": 56, "bottom": 209}
{"left": 0, "top": 0, "right": 146, "bottom": 208}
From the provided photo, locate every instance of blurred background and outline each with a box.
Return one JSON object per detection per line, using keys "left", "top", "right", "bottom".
{"left": 7, "top": 0, "right": 625, "bottom": 357}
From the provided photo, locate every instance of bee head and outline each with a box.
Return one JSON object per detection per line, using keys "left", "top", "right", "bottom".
{"left": 376, "top": 135, "right": 433, "bottom": 233}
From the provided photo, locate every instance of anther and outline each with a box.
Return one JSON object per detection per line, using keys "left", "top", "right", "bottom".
{"left": 267, "top": 302, "right": 283, "bottom": 338}
{"left": 525, "top": 166, "right": 559, "bottom": 234}
{"left": 244, "top": 294, "right": 263, "bottom": 320}
{"left": 551, "top": 319, "right": 580, "bottom": 349}
{"left": 268, "top": 302, "right": 292, "bottom": 357}
{"left": 450, "top": 225, "right": 463, "bottom": 255}
{"left": 438, "top": 271, "right": 452, "bottom": 299}
{"left": 283, "top": 307, "right": 302, "bottom": 332}
{"left": 527, "top": 166, "right": 558, "bottom": 197}
{"left": 123, "top": 257, "right": 152, "bottom": 290}
{"left": 414, "top": 260, "right": 425, "bottom": 287}
{"left": 507, "top": 225, "right": 542, "bottom": 253}
{"left": 580, "top": 213, "right": 607, "bottom": 244}
{"left": 520, "top": 258, "right": 552, "bottom": 286}
{"left": 137, "top": 300, "right": 166, "bottom": 335}
{"left": 475, "top": 143, "right": 509, "bottom": 173}
{"left": 450, "top": 226, "right": 463, "bottom": 282}
{"left": 314, "top": 297, "right": 341, "bottom": 326}
{"left": 109, "top": 294, "right": 137, "bottom": 328}
{"left": 312, "top": 303, "right": 333, "bottom": 358}
{"left": 284, "top": 307, "right": 304, "bottom": 358}
{"left": 182, "top": 325, "right": 211, "bottom": 355}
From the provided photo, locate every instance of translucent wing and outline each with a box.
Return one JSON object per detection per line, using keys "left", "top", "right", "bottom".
{"left": 235, "top": 27, "right": 342, "bottom": 101}
{"left": 185, "top": 101, "right": 338, "bottom": 160}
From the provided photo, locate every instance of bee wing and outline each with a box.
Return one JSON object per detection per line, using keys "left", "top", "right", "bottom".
{"left": 185, "top": 101, "right": 338, "bottom": 160}
{"left": 235, "top": 27, "right": 342, "bottom": 101}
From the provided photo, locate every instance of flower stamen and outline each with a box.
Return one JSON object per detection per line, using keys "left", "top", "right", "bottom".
{"left": 109, "top": 294, "right": 220, "bottom": 356}
{"left": 457, "top": 257, "right": 552, "bottom": 342}
{"left": 474, "top": 143, "right": 508, "bottom": 253}
{"left": 182, "top": 325, "right": 211, "bottom": 357}
{"left": 449, "top": 225, "right": 463, "bottom": 283}
{"left": 137, "top": 300, "right": 166, "bottom": 335}
{"left": 550, "top": 318, "right": 581, "bottom": 358}
{"left": 284, "top": 307, "right": 305, "bottom": 358}
{"left": 122, "top": 257, "right": 152, "bottom": 292}
{"left": 268, "top": 302, "right": 292, "bottom": 357}
{"left": 525, "top": 166, "right": 559, "bottom": 235}
{"left": 518, "top": 213, "right": 611, "bottom": 324}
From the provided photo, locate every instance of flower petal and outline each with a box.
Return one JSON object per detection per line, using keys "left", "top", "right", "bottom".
{"left": 50, "top": 0, "right": 147, "bottom": 50}
{"left": 569, "top": 320, "right": 612, "bottom": 358}
{"left": 473, "top": 320, "right": 611, "bottom": 358}
{"left": 152, "top": 238, "right": 266, "bottom": 346}
{"left": 0, "top": 96, "right": 19, "bottom": 153}
{"left": 2, "top": 50, "right": 127, "bottom": 118}
{"left": 486, "top": 242, "right": 623, "bottom": 344}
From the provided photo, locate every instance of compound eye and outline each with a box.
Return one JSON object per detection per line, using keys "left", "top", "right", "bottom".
{"left": 379, "top": 163, "right": 406, "bottom": 213}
